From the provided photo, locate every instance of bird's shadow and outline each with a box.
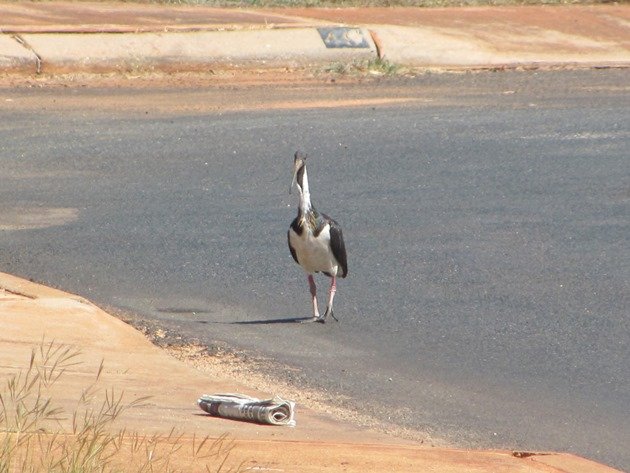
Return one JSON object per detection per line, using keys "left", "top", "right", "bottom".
{"left": 199, "top": 316, "right": 314, "bottom": 326}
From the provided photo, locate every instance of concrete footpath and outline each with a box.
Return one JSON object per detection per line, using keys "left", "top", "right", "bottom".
{"left": 0, "top": 3, "right": 629, "bottom": 74}
{"left": 0, "top": 272, "right": 622, "bottom": 471}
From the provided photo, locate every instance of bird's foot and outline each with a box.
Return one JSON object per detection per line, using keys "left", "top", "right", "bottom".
{"left": 299, "top": 311, "right": 337, "bottom": 324}
{"left": 322, "top": 309, "right": 338, "bottom": 323}
{"left": 299, "top": 314, "right": 329, "bottom": 324}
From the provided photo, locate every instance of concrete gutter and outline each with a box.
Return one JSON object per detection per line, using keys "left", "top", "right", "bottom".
{"left": 0, "top": 272, "right": 622, "bottom": 472}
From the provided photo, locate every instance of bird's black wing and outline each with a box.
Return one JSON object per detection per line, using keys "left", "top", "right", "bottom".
{"left": 325, "top": 215, "right": 348, "bottom": 278}
{"left": 287, "top": 218, "right": 300, "bottom": 265}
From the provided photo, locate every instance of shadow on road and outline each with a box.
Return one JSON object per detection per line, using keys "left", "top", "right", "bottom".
{"left": 198, "top": 316, "right": 313, "bottom": 325}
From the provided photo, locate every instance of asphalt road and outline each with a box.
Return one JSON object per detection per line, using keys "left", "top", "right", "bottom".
{"left": 1, "top": 69, "right": 628, "bottom": 470}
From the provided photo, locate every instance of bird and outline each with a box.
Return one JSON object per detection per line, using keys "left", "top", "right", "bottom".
{"left": 288, "top": 150, "right": 348, "bottom": 323}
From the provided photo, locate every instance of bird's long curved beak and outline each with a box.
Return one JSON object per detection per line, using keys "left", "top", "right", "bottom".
{"left": 289, "top": 159, "right": 302, "bottom": 195}
{"left": 290, "top": 168, "right": 297, "bottom": 195}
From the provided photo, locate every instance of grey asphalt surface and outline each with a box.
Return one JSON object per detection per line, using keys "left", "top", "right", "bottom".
{"left": 0, "top": 69, "right": 629, "bottom": 470}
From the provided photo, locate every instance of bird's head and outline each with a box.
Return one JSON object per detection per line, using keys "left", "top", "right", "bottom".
{"left": 290, "top": 150, "right": 308, "bottom": 195}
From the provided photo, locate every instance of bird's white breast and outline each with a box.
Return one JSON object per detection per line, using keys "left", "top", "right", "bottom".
{"left": 289, "top": 223, "right": 339, "bottom": 275}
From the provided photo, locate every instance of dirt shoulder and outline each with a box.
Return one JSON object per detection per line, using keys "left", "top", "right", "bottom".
{"left": 2, "top": 3, "right": 628, "bottom": 40}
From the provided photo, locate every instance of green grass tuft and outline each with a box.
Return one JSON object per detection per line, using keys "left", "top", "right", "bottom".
{"left": 321, "top": 57, "right": 402, "bottom": 76}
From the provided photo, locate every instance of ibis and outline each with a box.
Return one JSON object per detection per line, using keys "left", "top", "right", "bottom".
{"left": 288, "top": 151, "right": 348, "bottom": 323}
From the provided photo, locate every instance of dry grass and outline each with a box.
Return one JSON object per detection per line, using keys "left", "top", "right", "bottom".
{"left": 0, "top": 0, "right": 612, "bottom": 6}
{"left": 0, "top": 340, "right": 245, "bottom": 473}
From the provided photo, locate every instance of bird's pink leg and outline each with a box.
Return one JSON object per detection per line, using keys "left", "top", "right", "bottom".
{"left": 322, "top": 276, "right": 338, "bottom": 322}
{"left": 308, "top": 274, "right": 320, "bottom": 319}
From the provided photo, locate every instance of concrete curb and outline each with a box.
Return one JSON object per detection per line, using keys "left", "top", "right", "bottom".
{"left": 369, "top": 24, "right": 630, "bottom": 69}
{"left": 4, "top": 28, "right": 378, "bottom": 74}
{"left": 2, "top": 25, "right": 628, "bottom": 76}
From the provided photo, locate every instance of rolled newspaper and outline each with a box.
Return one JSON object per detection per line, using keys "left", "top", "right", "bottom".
{"left": 197, "top": 393, "right": 296, "bottom": 427}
